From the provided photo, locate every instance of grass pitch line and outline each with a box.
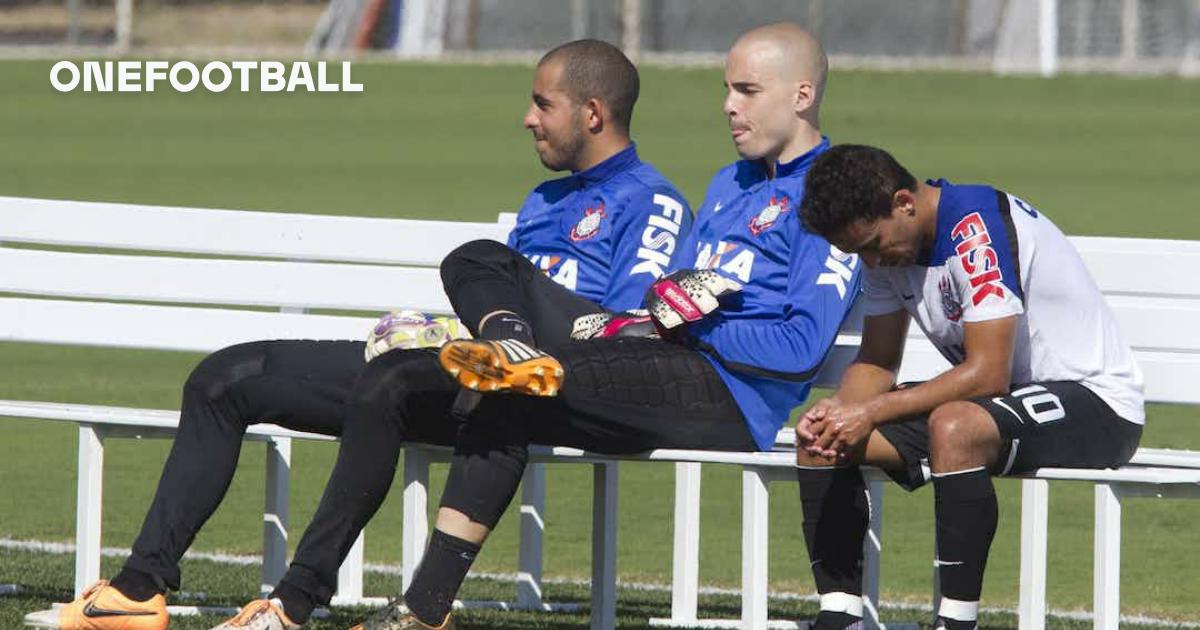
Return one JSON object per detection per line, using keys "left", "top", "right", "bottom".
{"left": 2, "top": 537, "right": 1196, "bottom": 628}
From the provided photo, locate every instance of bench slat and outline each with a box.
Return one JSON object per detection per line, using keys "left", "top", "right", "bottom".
{"left": 0, "top": 196, "right": 511, "bottom": 266}
{"left": 1025, "top": 466, "right": 1200, "bottom": 484}
{"left": 813, "top": 341, "right": 952, "bottom": 389}
{"left": 8, "top": 397, "right": 1197, "bottom": 481}
{"left": 0, "top": 400, "right": 334, "bottom": 442}
{"left": 1136, "top": 350, "right": 1200, "bottom": 404}
{"left": 1106, "top": 296, "right": 1200, "bottom": 352}
{"left": 819, "top": 341, "right": 1200, "bottom": 404}
{"left": 1071, "top": 236, "right": 1200, "bottom": 298}
{"left": 0, "top": 297, "right": 375, "bottom": 353}
{"left": 833, "top": 293, "right": 1200, "bottom": 353}
{"left": 0, "top": 249, "right": 452, "bottom": 313}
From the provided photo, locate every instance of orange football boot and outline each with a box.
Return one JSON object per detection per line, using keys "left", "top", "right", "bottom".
{"left": 211, "top": 598, "right": 299, "bottom": 629}
{"left": 439, "top": 339, "right": 564, "bottom": 397}
{"left": 44, "top": 580, "right": 167, "bottom": 630}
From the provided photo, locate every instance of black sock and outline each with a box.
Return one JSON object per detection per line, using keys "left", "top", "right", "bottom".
{"left": 404, "top": 529, "right": 481, "bottom": 626}
{"left": 812, "top": 609, "right": 864, "bottom": 629}
{"left": 269, "top": 579, "right": 318, "bottom": 624}
{"left": 932, "top": 467, "right": 997, "bottom": 624}
{"left": 797, "top": 465, "right": 869, "bottom": 607}
{"left": 109, "top": 566, "right": 163, "bottom": 602}
{"left": 479, "top": 312, "right": 534, "bottom": 345}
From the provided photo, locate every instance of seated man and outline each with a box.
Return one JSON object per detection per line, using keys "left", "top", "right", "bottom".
{"left": 345, "top": 22, "right": 862, "bottom": 630}
{"left": 43, "top": 39, "right": 691, "bottom": 630}
{"left": 793, "top": 144, "right": 1144, "bottom": 630}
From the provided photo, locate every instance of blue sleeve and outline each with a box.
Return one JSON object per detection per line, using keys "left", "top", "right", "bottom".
{"left": 692, "top": 231, "right": 862, "bottom": 381}
{"left": 602, "top": 186, "right": 692, "bottom": 312}
{"left": 505, "top": 225, "right": 518, "bottom": 249}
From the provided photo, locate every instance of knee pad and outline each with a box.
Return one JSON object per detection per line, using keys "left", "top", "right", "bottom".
{"left": 184, "top": 341, "right": 269, "bottom": 400}
{"left": 439, "top": 399, "right": 530, "bottom": 528}
{"left": 351, "top": 348, "right": 448, "bottom": 408}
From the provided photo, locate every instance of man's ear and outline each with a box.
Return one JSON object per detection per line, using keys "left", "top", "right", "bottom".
{"left": 583, "top": 97, "right": 605, "bottom": 133}
{"left": 892, "top": 188, "right": 916, "bottom": 217}
{"left": 794, "top": 79, "right": 816, "bottom": 115}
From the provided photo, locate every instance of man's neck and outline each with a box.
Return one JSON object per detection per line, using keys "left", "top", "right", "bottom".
{"left": 761, "top": 124, "right": 822, "bottom": 178}
{"left": 574, "top": 135, "right": 632, "bottom": 173}
{"left": 916, "top": 180, "right": 942, "bottom": 247}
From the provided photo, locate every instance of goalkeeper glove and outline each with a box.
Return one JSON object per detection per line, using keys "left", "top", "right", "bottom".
{"left": 645, "top": 269, "right": 742, "bottom": 331}
{"left": 570, "top": 312, "right": 659, "bottom": 340}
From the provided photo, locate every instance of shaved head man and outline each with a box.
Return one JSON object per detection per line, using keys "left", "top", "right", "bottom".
{"left": 724, "top": 23, "right": 882, "bottom": 630}
{"left": 393, "top": 21, "right": 863, "bottom": 630}
{"left": 723, "top": 22, "right": 828, "bottom": 173}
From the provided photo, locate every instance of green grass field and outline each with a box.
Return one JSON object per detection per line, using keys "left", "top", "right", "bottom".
{"left": 3, "top": 547, "right": 1164, "bottom": 630}
{"left": 1, "top": 60, "right": 1199, "bottom": 626}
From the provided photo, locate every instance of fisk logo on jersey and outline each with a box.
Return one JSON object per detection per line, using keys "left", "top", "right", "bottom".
{"left": 570, "top": 203, "right": 605, "bottom": 242}
{"left": 816, "top": 245, "right": 858, "bottom": 299}
{"left": 748, "top": 196, "right": 789, "bottom": 236}
{"left": 695, "top": 241, "right": 856, "bottom": 296}
{"left": 950, "top": 212, "right": 1005, "bottom": 306}
{"left": 629, "top": 194, "right": 685, "bottom": 278}
{"left": 695, "top": 240, "right": 755, "bottom": 283}
{"left": 527, "top": 254, "right": 579, "bottom": 291}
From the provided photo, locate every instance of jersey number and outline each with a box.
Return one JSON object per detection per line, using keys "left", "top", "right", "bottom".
{"left": 995, "top": 384, "right": 1065, "bottom": 425}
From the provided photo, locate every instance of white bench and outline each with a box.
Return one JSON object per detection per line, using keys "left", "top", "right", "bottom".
{"left": 0, "top": 195, "right": 520, "bottom": 608}
{"left": 0, "top": 195, "right": 675, "bottom": 630}
{"left": 4, "top": 196, "right": 1199, "bottom": 629}
{"left": 642, "top": 235, "right": 1200, "bottom": 628}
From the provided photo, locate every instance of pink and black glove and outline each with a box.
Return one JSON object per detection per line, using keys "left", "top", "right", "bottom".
{"left": 645, "top": 270, "right": 742, "bottom": 331}
{"left": 570, "top": 312, "right": 659, "bottom": 340}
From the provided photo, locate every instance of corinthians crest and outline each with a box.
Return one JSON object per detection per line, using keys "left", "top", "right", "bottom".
{"left": 939, "top": 276, "right": 963, "bottom": 322}
{"left": 570, "top": 203, "right": 606, "bottom": 241}
{"left": 749, "top": 196, "right": 790, "bottom": 235}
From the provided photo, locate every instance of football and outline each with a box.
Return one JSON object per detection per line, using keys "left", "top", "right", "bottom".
{"left": 364, "top": 310, "right": 469, "bottom": 361}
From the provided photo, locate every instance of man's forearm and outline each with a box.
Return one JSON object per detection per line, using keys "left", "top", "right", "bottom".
{"left": 868, "top": 360, "right": 1009, "bottom": 425}
{"left": 835, "top": 361, "right": 897, "bottom": 403}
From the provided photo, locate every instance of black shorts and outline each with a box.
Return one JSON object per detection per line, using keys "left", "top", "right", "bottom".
{"left": 876, "top": 381, "right": 1143, "bottom": 490}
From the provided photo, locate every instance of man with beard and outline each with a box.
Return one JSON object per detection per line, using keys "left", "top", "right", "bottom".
{"left": 43, "top": 39, "right": 689, "bottom": 630}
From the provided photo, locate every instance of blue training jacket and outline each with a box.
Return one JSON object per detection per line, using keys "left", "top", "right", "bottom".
{"left": 507, "top": 144, "right": 692, "bottom": 312}
{"left": 673, "top": 138, "right": 863, "bottom": 450}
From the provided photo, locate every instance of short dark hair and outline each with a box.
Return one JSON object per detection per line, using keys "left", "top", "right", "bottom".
{"left": 800, "top": 144, "right": 918, "bottom": 238}
{"left": 540, "top": 39, "right": 640, "bottom": 133}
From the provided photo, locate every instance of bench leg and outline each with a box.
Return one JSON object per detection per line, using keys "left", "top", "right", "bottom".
{"left": 334, "top": 533, "right": 366, "bottom": 604}
{"left": 402, "top": 447, "right": 431, "bottom": 592}
{"left": 517, "top": 463, "right": 547, "bottom": 609}
{"left": 1094, "top": 483, "right": 1122, "bottom": 630}
{"left": 670, "top": 462, "right": 702, "bottom": 623}
{"left": 862, "top": 479, "right": 884, "bottom": 630}
{"left": 741, "top": 467, "right": 769, "bottom": 630}
{"left": 1019, "top": 478, "right": 1049, "bottom": 630}
{"left": 591, "top": 462, "right": 618, "bottom": 630}
{"left": 75, "top": 425, "right": 104, "bottom": 598}
{"left": 262, "top": 437, "right": 291, "bottom": 597}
